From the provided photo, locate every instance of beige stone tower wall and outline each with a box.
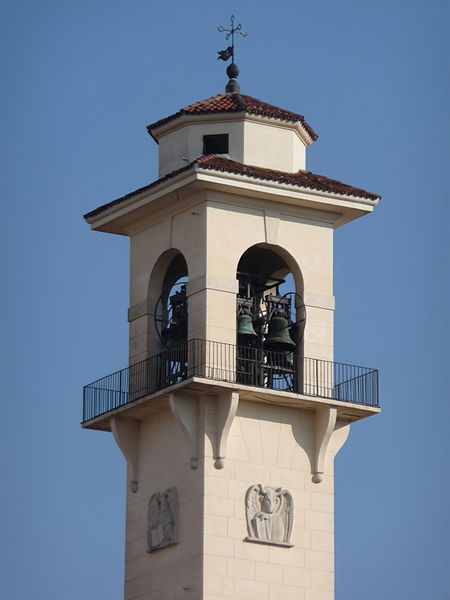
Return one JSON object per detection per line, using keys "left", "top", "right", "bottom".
{"left": 121, "top": 188, "right": 346, "bottom": 598}
{"left": 203, "top": 192, "right": 334, "bottom": 359}
{"left": 202, "top": 397, "right": 349, "bottom": 600}
{"left": 124, "top": 407, "right": 204, "bottom": 600}
{"left": 128, "top": 190, "right": 207, "bottom": 365}
{"left": 128, "top": 190, "right": 335, "bottom": 367}
{"left": 122, "top": 395, "right": 349, "bottom": 600}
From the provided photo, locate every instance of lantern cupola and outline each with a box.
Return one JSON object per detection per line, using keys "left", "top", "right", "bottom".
{"left": 148, "top": 93, "right": 318, "bottom": 177}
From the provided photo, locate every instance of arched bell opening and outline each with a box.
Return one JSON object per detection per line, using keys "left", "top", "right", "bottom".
{"left": 148, "top": 251, "right": 189, "bottom": 356}
{"left": 235, "top": 245, "right": 305, "bottom": 394}
{"left": 143, "top": 250, "right": 190, "bottom": 393}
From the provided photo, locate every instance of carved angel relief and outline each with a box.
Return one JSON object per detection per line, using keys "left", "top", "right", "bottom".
{"left": 147, "top": 487, "right": 179, "bottom": 552}
{"left": 245, "top": 484, "right": 294, "bottom": 547}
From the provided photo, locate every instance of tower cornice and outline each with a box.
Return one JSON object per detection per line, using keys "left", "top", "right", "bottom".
{"left": 84, "top": 156, "right": 379, "bottom": 234}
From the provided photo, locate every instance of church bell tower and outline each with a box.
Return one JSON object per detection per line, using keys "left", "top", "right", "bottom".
{"left": 82, "top": 35, "right": 380, "bottom": 599}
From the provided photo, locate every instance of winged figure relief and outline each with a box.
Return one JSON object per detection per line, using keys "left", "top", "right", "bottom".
{"left": 245, "top": 484, "right": 294, "bottom": 546}
{"left": 147, "top": 487, "right": 179, "bottom": 552}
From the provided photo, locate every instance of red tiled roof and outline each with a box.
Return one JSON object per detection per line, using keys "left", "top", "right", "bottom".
{"left": 197, "top": 156, "right": 380, "bottom": 200}
{"left": 147, "top": 94, "right": 318, "bottom": 141}
{"left": 84, "top": 156, "right": 379, "bottom": 220}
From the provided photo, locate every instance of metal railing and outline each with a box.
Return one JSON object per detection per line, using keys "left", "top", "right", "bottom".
{"left": 82, "top": 339, "right": 378, "bottom": 422}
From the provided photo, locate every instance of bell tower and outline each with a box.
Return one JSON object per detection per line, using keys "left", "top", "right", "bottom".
{"left": 82, "top": 58, "right": 380, "bottom": 599}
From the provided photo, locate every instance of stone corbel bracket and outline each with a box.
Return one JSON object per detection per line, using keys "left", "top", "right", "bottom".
{"left": 169, "top": 390, "right": 239, "bottom": 470}
{"left": 214, "top": 390, "right": 239, "bottom": 469}
{"left": 312, "top": 406, "right": 337, "bottom": 483}
{"left": 111, "top": 416, "right": 140, "bottom": 493}
{"left": 169, "top": 391, "right": 199, "bottom": 469}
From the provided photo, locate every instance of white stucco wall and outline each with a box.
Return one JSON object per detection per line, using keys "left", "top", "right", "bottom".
{"left": 158, "top": 121, "right": 245, "bottom": 177}
{"left": 156, "top": 117, "right": 307, "bottom": 177}
{"left": 243, "top": 120, "right": 306, "bottom": 172}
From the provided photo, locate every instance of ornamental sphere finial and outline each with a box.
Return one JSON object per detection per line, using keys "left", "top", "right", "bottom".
{"left": 226, "top": 62, "right": 239, "bottom": 79}
{"left": 217, "top": 16, "right": 247, "bottom": 93}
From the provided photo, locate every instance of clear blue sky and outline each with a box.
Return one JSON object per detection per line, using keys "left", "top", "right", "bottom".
{"left": 1, "top": 1, "right": 448, "bottom": 598}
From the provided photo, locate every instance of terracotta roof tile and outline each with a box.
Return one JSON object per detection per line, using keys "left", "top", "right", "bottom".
{"left": 198, "top": 156, "right": 380, "bottom": 200}
{"left": 84, "top": 156, "right": 379, "bottom": 220}
{"left": 147, "top": 93, "right": 318, "bottom": 141}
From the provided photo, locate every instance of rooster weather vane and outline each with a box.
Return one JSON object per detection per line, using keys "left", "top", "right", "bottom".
{"left": 217, "top": 15, "right": 247, "bottom": 93}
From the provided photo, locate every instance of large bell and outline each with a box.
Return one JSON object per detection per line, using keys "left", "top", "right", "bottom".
{"left": 264, "top": 309, "right": 296, "bottom": 352}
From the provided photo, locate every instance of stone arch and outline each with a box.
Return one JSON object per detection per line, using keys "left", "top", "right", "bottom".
{"left": 236, "top": 242, "right": 304, "bottom": 297}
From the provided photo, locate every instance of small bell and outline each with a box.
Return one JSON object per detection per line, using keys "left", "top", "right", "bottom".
{"left": 237, "top": 308, "right": 258, "bottom": 345}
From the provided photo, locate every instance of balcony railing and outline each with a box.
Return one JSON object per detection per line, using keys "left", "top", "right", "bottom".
{"left": 82, "top": 339, "right": 379, "bottom": 422}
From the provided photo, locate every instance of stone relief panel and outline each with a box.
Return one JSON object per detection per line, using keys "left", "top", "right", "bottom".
{"left": 245, "top": 484, "right": 294, "bottom": 547}
{"left": 147, "top": 487, "right": 179, "bottom": 552}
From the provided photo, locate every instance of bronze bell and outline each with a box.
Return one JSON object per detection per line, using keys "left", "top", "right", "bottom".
{"left": 237, "top": 308, "right": 258, "bottom": 344}
{"left": 264, "top": 309, "right": 296, "bottom": 352}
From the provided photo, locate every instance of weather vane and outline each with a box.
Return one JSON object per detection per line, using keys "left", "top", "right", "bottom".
{"left": 217, "top": 15, "right": 247, "bottom": 93}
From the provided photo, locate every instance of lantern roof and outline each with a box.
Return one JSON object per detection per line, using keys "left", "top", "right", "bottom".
{"left": 147, "top": 93, "right": 318, "bottom": 143}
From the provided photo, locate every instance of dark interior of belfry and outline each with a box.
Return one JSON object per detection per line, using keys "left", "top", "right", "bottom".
{"left": 154, "top": 246, "right": 306, "bottom": 394}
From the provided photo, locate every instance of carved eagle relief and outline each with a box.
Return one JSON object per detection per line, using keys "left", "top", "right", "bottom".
{"left": 245, "top": 484, "right": 294, "bottom": 546}
{"left": 147, "top": 487, "right": 179, "bottom": 552}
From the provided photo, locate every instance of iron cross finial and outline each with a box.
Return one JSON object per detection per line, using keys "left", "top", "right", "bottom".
{"left": 217, "top": 15, "right": 248, "bottom": 64}
{"left": 217, "top": 16, "right": 248, "bottom": 93}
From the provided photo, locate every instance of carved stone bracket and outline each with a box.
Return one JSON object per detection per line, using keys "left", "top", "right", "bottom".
{"left": 111, "top": 416, "right": 140, "bottom": 493}
{"left": 312, "top": 406, "right": 337, "bottom": 483}
{"left": 169, "top": 391, "right": 199, "bottom": 469}
{"left": 214, "top": 390, "right": 239, "bottom": 469}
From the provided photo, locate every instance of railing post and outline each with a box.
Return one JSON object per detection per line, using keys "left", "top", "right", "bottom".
{"left": 315, "top": 359, "right": 319, "bottom": 397}
{"left": 294, "top": 354, "right": 303, "bottom": 395}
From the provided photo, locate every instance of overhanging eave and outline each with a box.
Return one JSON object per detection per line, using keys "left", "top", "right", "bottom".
{"left": 85, "top": 169, "right": 378, "bottom": 236}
